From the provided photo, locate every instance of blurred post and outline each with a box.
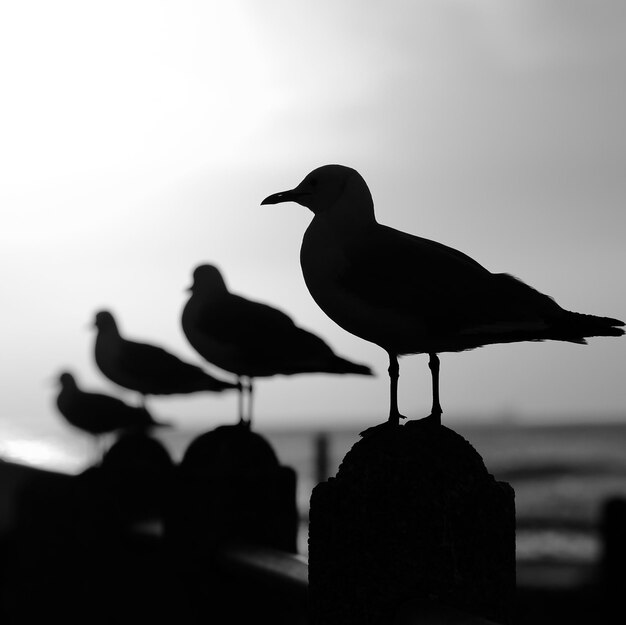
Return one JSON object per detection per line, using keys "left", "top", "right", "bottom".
{"left": 314, "top": 432, "right": 330, "bottom": 484}
{"left": 600, "top": 496, "right": 626, "bottom": 602}
{"left": 164, "top": 424, "right": 300, "bottom": 622}
{"left": 309, "top": 420, "right": 516, "bottom": 625}
{"left": 166, "top": 424, "right": 299, "bottom": 555}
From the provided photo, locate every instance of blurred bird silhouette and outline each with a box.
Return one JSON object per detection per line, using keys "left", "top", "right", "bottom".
{"left": 181, "top": 264, "right": 373, "bottom": 427}
{"left": 262, "top": 164, "right": 624, "bottom": 432}
{"left": 56, "top": 371, "right": 160, "bottom": 435}
{"left": 93, "top": 310, "right": 238, "bottom": 408}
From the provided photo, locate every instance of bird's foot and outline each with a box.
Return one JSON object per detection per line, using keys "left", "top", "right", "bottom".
{"left": 426, "top": 411, "right": 442, "bottom": 426}
{"left": 390, "top": 411, "right": 407, "bottom": 426}
{"left": 359, "top": 413, "right": 406, "bottom": 438}
{"left": 405, "top": 412, "right": 442, "bottom": 429}
{"left": 359, "top": 422, "right": 395, "bottom": 438}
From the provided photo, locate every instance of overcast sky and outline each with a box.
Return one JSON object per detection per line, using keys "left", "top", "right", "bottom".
{"left": 2, "top": 1, "right": 625, "bottom": 465}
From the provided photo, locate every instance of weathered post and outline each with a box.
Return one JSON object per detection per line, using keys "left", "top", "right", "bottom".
{"left": 314, "top": 431, "right": 330, "bottom": 484}
{"left": 600, "top": 496, "right": 626, "bottom": 604}
{"left": 163, "top": 423, "right": 300, "bottom": 622}
{"left": 309, "top": 419, "right": 516, "bottom": 624}
{"left": 166, "top": 424, "right": 299, "bottom": 555}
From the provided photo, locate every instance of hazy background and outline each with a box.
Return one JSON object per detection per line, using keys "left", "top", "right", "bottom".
{"left": 1, "top": 0, "right": 625, "bottom": 467}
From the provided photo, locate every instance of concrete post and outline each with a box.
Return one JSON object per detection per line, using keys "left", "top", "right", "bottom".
{"left": 166, "top": 424, "right": 299, "bottom": 556}
{"left": 309, "top": 419, "right": 516, "bottom": 624}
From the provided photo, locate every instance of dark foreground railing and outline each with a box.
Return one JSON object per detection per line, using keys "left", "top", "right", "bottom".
{"left": 215, "top": 543, "right": 309, "bottom": 624}
{"left": 2, "top": 437, "right": 622, "bottom": 625}
{"left": 214, "top": 542, "right": 501, "bottom": 624}
{"left": 217, "top": 542, "right": 309, "bottom": 592}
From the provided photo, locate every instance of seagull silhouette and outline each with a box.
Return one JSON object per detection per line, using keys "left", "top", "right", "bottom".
{"left": 55, "top": 371, "right": 161, "bottom": 436}
{"left": 181, "top": 263, "right": 373, "bottom": 427}
{"left": 93, "top": 310, "right": 238, "bottom": 407}
{"left": 262, "top": 164, "right": 625, "bottom": 432}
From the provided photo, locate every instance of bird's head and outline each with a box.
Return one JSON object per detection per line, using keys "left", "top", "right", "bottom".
{"left": 261, "top": 164, "right": 368, "bottom": 215}
{"left": 187, "top": 264, "right": 228, "bottom": 294}
{"left": 94, "top": 310, "right": 117, "bottom": 331}
{"left": 58, "top": 371, "right": 76, "bottom": 388}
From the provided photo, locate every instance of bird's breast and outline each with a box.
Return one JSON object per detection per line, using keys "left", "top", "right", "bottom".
{"left": 95, "top": 335, "right": 122, "bottom": 371}
{"left": 183, "top": 300, "right": 251, "bottom": 376}
{"left": 300, "top": 219, "right": 429, "bottom": 351}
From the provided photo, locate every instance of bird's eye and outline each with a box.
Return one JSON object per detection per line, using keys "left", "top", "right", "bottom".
{"left": 310, "top": 178, "right": 318, "bottom": 187}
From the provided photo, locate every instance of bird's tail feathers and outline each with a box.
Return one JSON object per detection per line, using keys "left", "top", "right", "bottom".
{"left": 561, "top": 311, "right": 624, "bottom": 340}
{"left": 203, "top": 378, "right": 240, "bottom": 393}
{"left": 132, "top": 405, "right": 173, "bottom": 429}
{"left": 331, "top": 358, "right": 374, "bottom": 376}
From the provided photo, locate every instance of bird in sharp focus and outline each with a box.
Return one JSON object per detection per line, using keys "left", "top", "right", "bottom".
{"left": 56, "top": 371, "right": 161, "bottom": 436}
{"left": 261, "top": 164, "right": 624, "bottom": 433}
{"left": 181, "top": 263, "right": 374, "bottom": 428}
{"left": 93, "top": 310, "right": 239, "bottom": 408}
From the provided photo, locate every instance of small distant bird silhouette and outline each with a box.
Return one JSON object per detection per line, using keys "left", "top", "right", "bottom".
{"left": 181, "top": 264, "right": 373, "bottom": 427}
{"left": 56, "top": 371, "right": 160, "bottom": 437}
{"left": 262, "top": 164, "right": 624, "bottom": 431}
{"left": 93, "top": 310, "right": 238, "bottom": 407}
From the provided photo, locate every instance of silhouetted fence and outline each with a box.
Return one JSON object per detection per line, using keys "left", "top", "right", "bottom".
{"left": 1, "top": 430, "right": 624, "bottom": 624}
{"left": 314, "top": 432, "right": 330, "bottom": 484}
{"left": 213, "top": 541, "right": 502, "bottom": 625}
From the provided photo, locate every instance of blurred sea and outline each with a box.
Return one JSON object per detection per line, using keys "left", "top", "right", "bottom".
{"left": 260, "top": 421, "right": 626, "bottom": 562}
{"left": 2, "top": 419, "right": 625, "bottom": 564}
{"left": 150, "top": 419, "right": 626, "bottom": 563}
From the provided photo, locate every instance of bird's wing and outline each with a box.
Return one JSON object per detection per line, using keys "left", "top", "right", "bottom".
{"left": 122, "top": 338, "right": 203, "bottom": 378}
{"left": 338, "top": 225, "right": 489, "bottom": 325}
{"left": 82, "top": 391, "right": 126, "bottom": 412}
{"left": 194, "top": 294, "right": 300, "bottom": 346}
{"left": 283, "top": 325, "right": 337, "bottom": 360}
{"left": 79, "top": 392, "right": 129, "bottom": 425}
{"left": 339, "top": 224, "right": 551, "bottom": 331}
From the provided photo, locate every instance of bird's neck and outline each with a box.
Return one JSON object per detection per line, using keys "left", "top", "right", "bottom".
{"left": 96, "top": 326, "right": 120, "bottom": 347}
{"left": 191, "top": 287, "right": 228, "bottom": 307}
{"left": 320, "top": 186, "right": 376, "bottom": 238}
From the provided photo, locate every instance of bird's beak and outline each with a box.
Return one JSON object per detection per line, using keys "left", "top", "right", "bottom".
{"left": 261, "top": 188, "right": 310, "bottom": 205}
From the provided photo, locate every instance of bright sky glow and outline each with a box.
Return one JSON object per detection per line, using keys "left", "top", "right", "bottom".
{"left": 0, "top": 434, "right": 88, "bottom": 473}
{"left": 2, "top": 1, "right": 625, "bottom": 461}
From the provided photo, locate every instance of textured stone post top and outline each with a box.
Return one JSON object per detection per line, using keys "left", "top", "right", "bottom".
{"left": 309, "top": 418, "right": 515, "bottom": 625}
{"left": 337, "top": 419, "right": 491, "bottom": 485}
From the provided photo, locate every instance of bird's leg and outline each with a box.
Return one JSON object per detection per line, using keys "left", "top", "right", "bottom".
{"left": 237, "top": 376, "right": 245, "bottom": 425}
{"left": 94, "top": 435, "right": 105, "bottom": 465}
{"left": 246, "top": 379, "right": 254, "bottom": 430}
{"left": 428, "top": 352, "right": 443, "bottom": 425}
{"left": 360, "top": 352, "right": 404, "bottom": 437}
{"left": 387, "top": 352, "right": 404, "bottom": 426}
